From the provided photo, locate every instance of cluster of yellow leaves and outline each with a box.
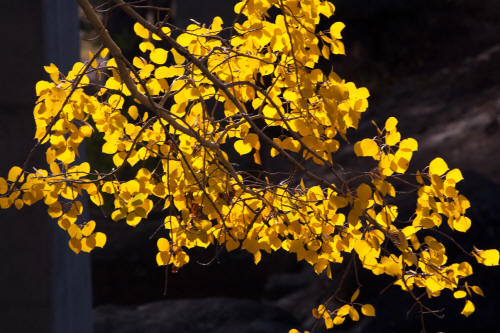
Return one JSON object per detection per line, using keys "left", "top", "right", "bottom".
{"left": 1, "top": 0, "right": 498, "bottom": 331}
{"left": 310, "top": 289, "right": 376, "bottom": 329}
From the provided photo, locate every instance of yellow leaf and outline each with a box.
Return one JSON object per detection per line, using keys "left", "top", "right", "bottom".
{"left": 128, "top": 105, "right": 139, "bottom": 120}
{"left": 150, "top": 48, "right": 168, "bottom": 64}
{"left": 0, "top": 177, "right": 7, "bottom": 194}
{"left": 446, "top": 168, "right": 464, "bottom": 183}
{"left": 234, "top": 140, "right": 252, "bottom": 155}
{"left": 132, "top": 56, "right": 148, "bottom": 69}
{"left": 337, "top": 304, "right": 351, "bottom": 317}
{"left": 385, "top": 117, "right": 398, "bottom": 132}
{"left": 171, "top": 48, "right": 186, "bottom": 65}
{"left": 82, "top": 220, "right": 96, "bottom": 237}
{"left": 139, "top": 41, "right": 155, "bottom": 53}
{"left": 94, "top": 232, "right": 107, "bottom": 247}
{"left": 319, "top": 1, "right": 335, "bottom": 17}
{"left": 134, "top": 22, "right": 149, "bottom": 39}
{"left": 156, "top": 252, "right": 171, "bottom": 266}
{"left": 453, "top": 216, "right": 471, "bottom": 232}
{"left": 79, "top": 125, "right": 93, "bottom": 137}
{"left": 354, "top": 139, "right": 379, "bottom": 158}
{"left": 100, "top": 48, "right": 109, "bottom": 58}
{"left": 36, "top": 80, "right": 52, "bottom": 96}
{"left": 361, "top": 304, "right": 376, "bottom": 316}
{"left": 399, "top": 138, "right": 418, "bottom": 152}
{"left": 350, "top": 289, "right": 360, "bottom": 303}
{"left": 349, "top": 307, "right": 360, "bottom": 321}
{"left": 461, "top": 300, "right": 475, "bottom": 317}
{"left": 474, "top": 249, "right": 499, "bottom": 266}
{"left": 470, "top": 285, "right": 484, "bottom": 297}
{"left": 357, "top": 184, "right": 372, "bottom": 202}
{"left": 48, "top": 202, "right": 63, "bottom": 218}
{"left": 333, "top": 315, "right": 344, "bottom": 325}
{"left": 68, "top": 238, "right": 81, "bottom": 254}
{"left": 385, "top": 131, "right": 401, "bottom": 146}
{"left": 330, "top": 22, "right": 345, "bottom": 39}
{"left": 453, "top": 290, "right": 467, "bottom": 299}
{"left": 429, "top": 157, "right": 449, "bottom": 176}
{"left": 8, "top": 166, "right": 24, "bottom": 182}
{"left": 14, "top": 199, "right": 23, "bottom": 210}
{"left": 81, "top": 236, "right": 96, "bottom": 253}
{"left": 157, "top": 238, "right": 170, "bottom": 252}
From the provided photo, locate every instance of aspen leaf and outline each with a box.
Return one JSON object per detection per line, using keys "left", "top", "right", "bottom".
{"left": 139, "top": 41, "right": 155, "bottom": 53}
{"left": 385, "top": 131, "right": 401, "bottom": 146}
{"left": 0, "top": 177, "right": 7, "bottom": 194}
{"left": 319, "top": 1, "right": 335, "bottom": 17}
{"left": 337, "top": 304, "right": 351, "bottom": 317}
{"left": 99, "top": 48, "right": 109, "bottom": 58}
{"left": 132, "top": 56, "right": 147, "bottom": 69}
{"left": 156, "top": 252, "right": 170, "bottom": 266}
{"left": 8, "top": 166, "right": 23, "bottom": 182}
{"left": 474, "top": 249, "right": 499, "bottom": 266}
{"left": 333, "top": 315, "right": 345, "bottom": 325}
{"left": 429, "top": 157, "right": 449, "bottom": 176}
{"left": 14, "top": 199, "right": 23, "bottom": 210}
{"left": 357, "top": 184, "right": 372, "bottom": 202}
{"left": 211, "top": 16, "right": 223, "bottom": 31}
{"left": 134, "top": 22, "right": 149, "bottom": 39}
{"left": 234, "top": 140, "right": 252, "bottom": 155}
{"left": 350, "top": 288, "right": 360, "bottom": 302}
{"left": 470, "top": 286, "right": 484, "bottom": 297}
{"left": 453, "top": 216, "right": 471, "bottom": 232}
{"left": 35, "top": 80, "right": 51, "bottom": 96}
{"left": 68, "top": 238, "right": 81, "bottom": 254}
{"left": 94, "top": 232, "right": 107, "bottom": 247}
{"left": 48, "top": 202, "right": 63, "bottom": 218}
{"left": 79, "top": 125, "right": 93, "bottom": 137}
{"left": 399, "top": 138, "right": 418, "bottom": 152}
{"left": 157, "top": 237, "right": 170, "bottom": 252}
{"left": 361, "top": 304, "right": 376, "bottom": 316}
{"left": 150, "top": 48, "right": 168, "bottom": 64}
{"left": 82, "top": 220, "right": 96, "bottom": 236}
{"left": 461, "top": 300, "right": 475, "bottom": 317}
{"left": 446, "top": 168, "right": 463, "bottom": 183}
{"left": 170, "top": 48, "right": 186, "bottom": 65}
{"left": 128, "top": 105, "right": 139, "bottom": 120}
{"left": 349, "top": 307, "right": 360, "bottom": 321}
{"left": 453, "top": 290, "right": 467, "bottom": 299}
{"left": 354, "top": 139, "right": 379, "bottom": 157}
{"left": 385, "top": 117, "right": 398, "bottom": 132}
{"left": 330, "top": 22, "right": 345, "bottom": 39}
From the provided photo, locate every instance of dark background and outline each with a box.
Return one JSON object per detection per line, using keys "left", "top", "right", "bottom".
{"left": 1, "top": 1, "right": 499, "bottom": 332}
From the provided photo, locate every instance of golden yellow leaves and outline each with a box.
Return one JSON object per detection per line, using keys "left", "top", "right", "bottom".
{"left": 312, "top": 301, "right": 375, "bottom": 329}
{"left": 361, "top": 304, "right": 376, "bottom": 316}
{"left": 0, "top": 177, "right": 7, "bottom": 195}
{"left": 429, "top": 157, "right": 449, "bottom": 176}
{"left": 461, "top": 300, "right": 475, "bottom": 317}
{"left": 473, "top": 248, "right": 500, "bottom": 266}
{"left": 150, "top": 48, "right": 168, "bottom": 65}
{"left": 156, "top": 235, "right": 190, "bottom": 268}
{"left": 66, "top": 219, "right": 107, "bottom": 254}
{"left": 134, "top": 22, "right": 150, "bottom": 39}
{"left": 354, "top": 138, "right": 379, "bottom": 158}
{"left": 330, "top": 22, "right": 345, "bottom": 40}
{"left": 234, "top": 133, "right": 260, "bottom": 155}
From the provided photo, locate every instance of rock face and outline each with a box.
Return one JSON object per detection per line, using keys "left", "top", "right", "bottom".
{"left": 94, "top": 298, "right": 299, "bottom": 333}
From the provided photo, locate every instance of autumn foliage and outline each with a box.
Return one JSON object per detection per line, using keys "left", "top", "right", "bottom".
{"left": 1, "top": 0, "right": 498, "bottom": 331}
